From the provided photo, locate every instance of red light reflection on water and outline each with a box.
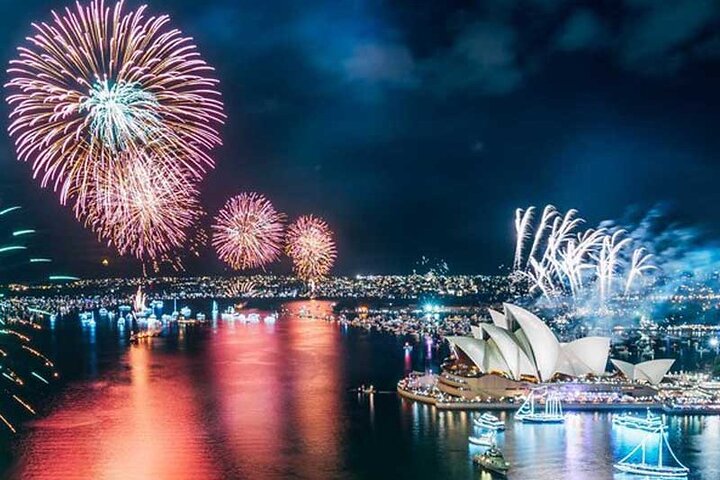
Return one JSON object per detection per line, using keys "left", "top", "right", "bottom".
{"left": 13, "top": 344, "right": 221, "bottom": 479}
{"left": 11, "top": 301, "right": 345, "bottom": 479}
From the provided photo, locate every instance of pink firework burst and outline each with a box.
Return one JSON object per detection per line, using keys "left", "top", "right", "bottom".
{"left": 5, "top": 0, "right": 225, "bottom": 207}
{"left": 212, "top": 193, "right": 286, "bottom": 270}
{"left": 285, "top": 215, "right": 337, "bottom": 282}
{"left": 77, "top": 153, "right": 203, "bottom": 263}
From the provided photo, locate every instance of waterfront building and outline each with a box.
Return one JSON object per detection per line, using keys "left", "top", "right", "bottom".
{"left": 440, "top": 303, "right": 671, "bottom": 400}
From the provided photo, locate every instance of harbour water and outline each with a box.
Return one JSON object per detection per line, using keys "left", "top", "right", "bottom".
{"left": 2, "top": 300, "right": 719, "bottom": 479}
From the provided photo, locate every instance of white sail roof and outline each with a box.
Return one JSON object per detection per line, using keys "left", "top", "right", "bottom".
{"left": 469, "top": 325, "right": 484, "bottom": 340}
{"left": 635, "top": 359, "right": 675, "bottom": 385}
{"left": 446, "top": 304, "right": 612, "bottom": 382}
{"left": 481, "top": 324, "right": 536, "bottom": 379}
{"left": 560, "top": 337, "right": 610, "bottom": 376}
{"left": 504, "top": 304, "right": 560, "bottom": 381}
{"left": 488, "top": 308, "right": 510, "bottom": 330}
{"left": 610, "top": 359, "right": 635, "bottom": 380}
{"left": 446, "top": 336, "right": 486, "bottom": 372}
{"left": 483, "top": 340, "right": 511, "bottom": 374}
{"left": 610, "top": 358, "right": 674, "bottom": 385}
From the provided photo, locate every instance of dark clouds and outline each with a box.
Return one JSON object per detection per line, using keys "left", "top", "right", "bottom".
{"left": 0, "top": 0, "right": 719, "bottom": 279}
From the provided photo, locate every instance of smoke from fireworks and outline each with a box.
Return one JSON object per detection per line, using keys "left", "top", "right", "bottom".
{"left": 512, "top": 205, "right": 655, "bottom": 304}
{"left": 212, "top": 193, "right": 286, "bottom": 270}
{"left": 285, "top": 215, "right": 337, "bottom": 283}
{"left": 5, "top": 0, "right": 224, "bottom": 266}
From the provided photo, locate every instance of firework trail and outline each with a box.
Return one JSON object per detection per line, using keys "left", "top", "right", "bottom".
{"left": 512, "top": 205, "right": 656, "bottom": 304}
{"left": 212, "top": 193, "right": 286, "bottom": 270}
{"left": 513, "top": 207, "right": 534, "bottom": 271}
{"left": 0, "top": 310, "right": 57, "bottom": 433}
{"left": 0, "top": 202, "right": 79, "bottom": 282}
{"left": 5, "top": 0, "right": 225, "bottom": 208}
{"left": 625, "top": 247, "right": 656, "bottom": 294}
{"left": 285, "top": 215, "right": 337, "bottom": 283}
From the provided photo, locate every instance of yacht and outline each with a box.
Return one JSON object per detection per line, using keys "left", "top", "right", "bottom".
{"left": 613, "top": 409, "right": 663, "bottom": 432}
{"left": 468, "top": 431, "right": 496, "bottom": 446}
{"left": 474, "top": 413, "right": 505, "bottom": 430}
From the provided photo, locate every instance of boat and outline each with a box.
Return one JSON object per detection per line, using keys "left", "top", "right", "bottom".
{"left": 80, "top": 311, "right": 96, "bottom": 327}
{"left": 357, "top": 384, "right": 376, "bottom": 395}
{"left": 517, "top": 390, "right": 565, "bottom": 424}
{"left": 613, "top": 409, "right": 663, "bottom": 432}
{"left": 196, "top": 313, "right": 206, "bottom": 322}
{"left": 263, "top": 314, "right": 277, "bottom": 324}
{"left": 468, "top": 431, "right": 496, "bottom": 446}
{"left": 247, "top": 313, "right": 260, "bottom": 323}
{"left": 474, "top": 413, "right": 505, "bottom": 430}
{"left": 180, "top": 306, "right": 192, "bottom": 318}
{"left": 98, "top": 308, "right": 108, "bottom": 317}
{"left": 473, "top": 445, "right": 510, "bottom": 476}
{"left": 614, "top": 420, "right": 689, "bottom": 477}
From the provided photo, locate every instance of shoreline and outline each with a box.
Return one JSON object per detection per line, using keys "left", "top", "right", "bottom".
{"left": 396, "top": 383, "right": 720, "bottom": 414}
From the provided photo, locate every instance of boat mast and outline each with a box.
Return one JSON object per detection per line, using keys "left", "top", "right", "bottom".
{"left": 641, "top": 439, "right": 645, "bottom": 465}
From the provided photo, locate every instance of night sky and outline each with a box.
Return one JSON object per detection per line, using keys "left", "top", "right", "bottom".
{"left": 1, "top": 0, "right": 719, "bottom": 279}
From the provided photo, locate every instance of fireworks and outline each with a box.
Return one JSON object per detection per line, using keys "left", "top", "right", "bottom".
{"left": 77, "top": 155, "right": 203, "bottom": 261}
{"left": 5, "top": 0, "right": 224, "bottom": 207}
{"left": 5, "top": 0, "right": 224, "bottom": 266}
{"left": 212, "top": 193, "right": 286, "bottom": 270}
{"left": 285, "top": 215, "right": 337, "bottom": 283}
{"left": 512, "top": 205, "right": 656, "bottom": 304}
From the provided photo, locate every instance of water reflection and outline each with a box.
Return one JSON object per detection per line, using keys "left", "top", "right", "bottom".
{"left": 5, "top": 301, "right": 720, "bottom": 479}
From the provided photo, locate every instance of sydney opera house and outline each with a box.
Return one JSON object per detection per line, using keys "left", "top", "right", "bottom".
{"left": 441, "top": 304, "right": 674, "bottom": 400}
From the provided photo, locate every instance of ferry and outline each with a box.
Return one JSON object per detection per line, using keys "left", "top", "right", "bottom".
{"left": 613, "top": 409, "right": 663, "bottom": 432}
{"left": 468, "top": 431, "right": 495, "bottom": 447}
{"left": 474, "top": 413, "right": 505, "bottom": 431}
{"left": 473, "top": 445, "right": 510, "bottom": 476}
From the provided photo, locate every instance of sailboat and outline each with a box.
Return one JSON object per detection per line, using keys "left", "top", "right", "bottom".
{"left": 516, "top": 389, "right": 565, "bottom": 424}
{"left": 614, "top": 420, "right": 689, "bottom": 477}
